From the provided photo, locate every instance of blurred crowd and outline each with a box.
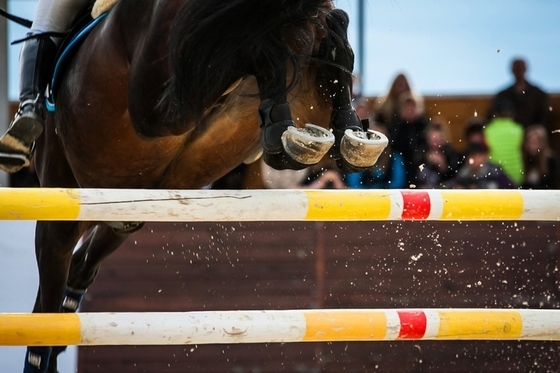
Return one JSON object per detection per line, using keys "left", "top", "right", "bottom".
{"left": 250, "top": 57, "right": 557, "bottom": 191}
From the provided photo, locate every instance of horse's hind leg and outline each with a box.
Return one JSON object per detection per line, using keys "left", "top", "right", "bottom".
{"left": 66, "top": 222, "right": 135, "bottom": 294}
{"left": 25, "top": 221, "right": 86, "bottom": 373}
{"left": 47, "top": 223, "right": 138, "bottom": 372}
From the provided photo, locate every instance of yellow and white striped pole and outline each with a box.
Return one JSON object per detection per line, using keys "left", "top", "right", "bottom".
{"left": 1, "top": 309, "right": 560, "bottom": 346}
{"left": 0, "top": 188, "right": 559, "bottom": 222}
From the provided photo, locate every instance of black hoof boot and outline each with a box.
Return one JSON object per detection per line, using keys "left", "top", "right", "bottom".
{"left": 258, "top": 99, "right": 308, "bottom": 170}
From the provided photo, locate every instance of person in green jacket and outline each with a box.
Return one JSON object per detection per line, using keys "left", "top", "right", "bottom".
{"left": 484, "top": 99, "right": 524, "bottom": 186}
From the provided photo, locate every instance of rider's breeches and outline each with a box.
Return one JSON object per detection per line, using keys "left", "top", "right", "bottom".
{"left": 31, "top": 0, "right": 92, "bottom": 41}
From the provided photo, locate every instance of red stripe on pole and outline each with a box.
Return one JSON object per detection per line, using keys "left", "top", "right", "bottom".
{"left": 397, "top": 310, "right": 427, "bottom": 339}
{"left": 401, "top": 191, "right": 431, "bottom": 220}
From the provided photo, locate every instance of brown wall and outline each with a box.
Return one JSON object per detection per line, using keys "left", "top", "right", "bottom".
{"left": 79, "top": 221, "right": 560, "bottom": 373}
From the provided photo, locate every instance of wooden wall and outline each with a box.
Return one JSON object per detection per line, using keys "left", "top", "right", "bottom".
{"left": 79, "top": 221, "right": 560, "bottom": 372}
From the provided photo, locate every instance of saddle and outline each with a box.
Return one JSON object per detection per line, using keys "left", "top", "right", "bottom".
{"left": 92, "top": 0, "right": 119, "bottom": 19}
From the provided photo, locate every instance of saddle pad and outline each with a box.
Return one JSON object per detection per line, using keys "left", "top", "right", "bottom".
{"left": 92, "top": 0, "right": 119, "bottom": 18}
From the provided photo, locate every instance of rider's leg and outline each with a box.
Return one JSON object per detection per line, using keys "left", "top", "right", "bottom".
{"left": 0, "top": 0, "right": 90, "bottom": 174}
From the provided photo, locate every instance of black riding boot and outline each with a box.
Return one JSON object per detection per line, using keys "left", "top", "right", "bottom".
{"left": 0, "top": 35, "right": 57, "bottom": 173}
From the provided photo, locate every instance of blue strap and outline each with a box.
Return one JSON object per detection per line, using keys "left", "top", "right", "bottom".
{"left": 46, "top": 13, "right": 108, "bottom": 113}
{"left": 61, "top": 287, "right": 86, "bottom": 313}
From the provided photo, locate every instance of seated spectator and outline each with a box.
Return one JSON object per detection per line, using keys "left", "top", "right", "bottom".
{"left": 373, "top": 73, "right": 424, "bottom": 129}
{"left": 390, "top": 93, "right": 429, "bottom": 187}
{"left": 484, "top": 99, "right": 524, "bottom": 186}
{"left": 345, "top": 124, "right": 406, "bottom": 189}
{"left": 445, "top": 142, "right": 515, "bottom": 189}
{"left": 300, "top": 158, "right": 347, "bottom": 189}
{"left": 463, "top": 117, "right": 487, "bottom": 147}
{"left": 416, "top": 119, "right": 462, "bottom": 188}
{"left": 261, "top": 156, "right": 347, "bottom": 189}
{"left": 260, "top": 158, "right": 307, "bottom": 189}
{"left": 354, "top": 98, "right": 373, "bottom": 122}
{"left": 522, "top": 124, "right": 558, "bottom": 189}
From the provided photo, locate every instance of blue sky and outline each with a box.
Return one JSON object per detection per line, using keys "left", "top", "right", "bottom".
{"left": 7, "top": 0, "right": 560, "bottom": 98}
{"left": 335, "top": 0, "right": 560, "bottom": 96}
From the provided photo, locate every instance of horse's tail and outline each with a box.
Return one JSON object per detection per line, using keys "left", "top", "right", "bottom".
{"left": 158, "top": 0, "right": 330, "bottom": 127}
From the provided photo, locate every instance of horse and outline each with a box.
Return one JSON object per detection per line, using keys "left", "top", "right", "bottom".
{"left": 25, "top": 0, "right": 387, "bottom": 371}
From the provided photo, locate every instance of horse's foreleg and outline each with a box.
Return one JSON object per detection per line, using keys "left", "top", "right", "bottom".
{"left": 25, "top": 221, "right": 84, "bottom": 373}
{"left": 322, "top": 9, "right": 387, "bottom": 172}
{"left": 256, "top": 61, "right": 334, "bottom": 170}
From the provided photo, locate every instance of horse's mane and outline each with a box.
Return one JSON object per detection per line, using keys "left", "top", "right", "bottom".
{"left": 158, "top": 0, "right": 334, "bottom": 126}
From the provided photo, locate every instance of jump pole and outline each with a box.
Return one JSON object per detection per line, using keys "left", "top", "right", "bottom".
{"left": 1, "top": 309, "right": 560, "bottom": 346}
{"left": 0, "top": 188, "right": 559, "bottom": 222}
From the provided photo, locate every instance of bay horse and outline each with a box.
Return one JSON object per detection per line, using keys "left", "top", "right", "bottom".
{"left": 26, "top": 0, "right": 386, "bottom": 371}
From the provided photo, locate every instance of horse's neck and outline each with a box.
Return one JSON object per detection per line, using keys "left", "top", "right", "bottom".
{"left": 92, "top": 0, "right": 120, "bottom": 18}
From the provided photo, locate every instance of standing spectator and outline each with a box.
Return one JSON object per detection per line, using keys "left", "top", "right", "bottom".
{"left": 484, "top": 99, "right": 524, "bottom": 186}
{"left": 488, "top": 58, "right": 551, "bottom": 130}
{"left": 345, "top": 123, "right": 406, "bottom": 189}
{"left": 391, "top": 93, "right": 429, "bottom": 187}
{"left": 522, "top": 124, "right": 558, "bottom": 189}
{"left": 373, "top": 73, "right": 424, "bottom": 129}
{"left": 445, "top": 142, "right": 515, "bottom": 189}
{"left": 416, "top": 119, "right": 462, "bottom": 188}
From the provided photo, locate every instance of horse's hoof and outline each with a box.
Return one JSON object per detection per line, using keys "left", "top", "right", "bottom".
{"left": 339, "top": 129, "right": 388, "bottom": 170}
{"left": 281, "top": 123, "right": 334, "bottom": 166}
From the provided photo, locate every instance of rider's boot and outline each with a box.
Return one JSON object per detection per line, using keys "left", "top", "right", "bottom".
{"left": 0, "top": 34, "right": 57, "bottom": 173}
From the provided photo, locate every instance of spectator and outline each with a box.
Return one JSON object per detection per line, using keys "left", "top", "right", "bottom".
{"left": 261, "top": 157, "right": 346, "bottom": 189}
{"left": 416, "top": 119, "right": 462, "bottom": 188}
{"left": 522, "top": 124, "right": 558, "bottom": 189}
{"left": 463, "top": 117, "right": 487, "bottom": 147}
{"left": 445, "top": 142, "right": 515, "bottom": 189}
{"left": 488, "top": 58, "right": 551, "bottom": 130}
{"left": 484, "top": 99, "right": 524, "bottom": 186}
{"left": 373, "top": 73, "right": 424, "bottom": 129}
{"left": 300, "top": 158, "right": 347, "bottom": 189}
{"left": 390, "top": 93, "right": 429, "bottom": 187}
{"left": 345, "top": 123, "right": 406, "bottom": 189}
{"left": 353, "top": 97, "right": 373, "bottom": 121}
